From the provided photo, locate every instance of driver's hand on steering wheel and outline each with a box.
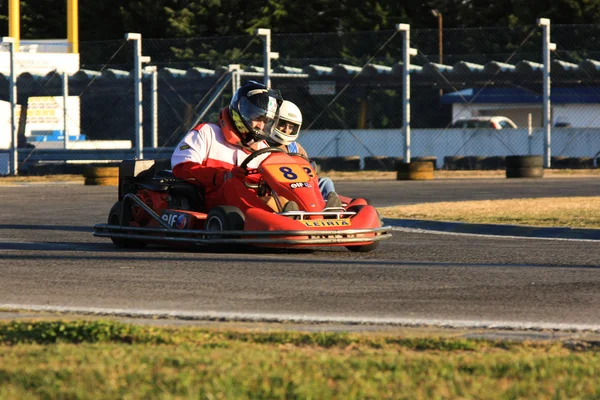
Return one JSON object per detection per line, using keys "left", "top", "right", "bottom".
{"left": 215, "top": 167, "right": 246, "bottom": 186}
{"left": 225, "top": 166, "right": 246, "bottom": 181}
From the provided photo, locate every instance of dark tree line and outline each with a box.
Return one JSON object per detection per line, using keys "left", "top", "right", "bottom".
{"left": 3, "top": 0, "right": 600, "bottom": 135}
{"left": 2, "top": 0, "right": 600, "bottom": 41}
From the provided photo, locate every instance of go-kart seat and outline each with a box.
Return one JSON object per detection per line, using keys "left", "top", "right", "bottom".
{"left": 151, "top": 170, "right": 205, "bottom": 211}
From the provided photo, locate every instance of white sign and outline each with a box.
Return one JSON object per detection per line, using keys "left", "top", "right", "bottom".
{"left": 25, "top": 96, "right": 80, "bottom": 137}
{"left": 0, "top": 100, "right": 22, "bottom": 149}
{"left": 0, "top": 52, "right": 80, "bottom": 75}
{"left": 309, "top": 81, "right": 336, "bottom": 96}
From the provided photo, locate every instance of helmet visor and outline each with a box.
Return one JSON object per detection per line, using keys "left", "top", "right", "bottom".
{"left": 238, "top": 96, "right": 279, "bottom": 137}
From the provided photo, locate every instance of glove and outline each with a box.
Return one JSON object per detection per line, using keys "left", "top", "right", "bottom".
{"left": 214, "top": 167, "right": 246, "bottom": 186}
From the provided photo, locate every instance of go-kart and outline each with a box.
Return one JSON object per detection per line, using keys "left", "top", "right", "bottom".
{"left": 93, "top": 148, "right": 392, "bottom": 252}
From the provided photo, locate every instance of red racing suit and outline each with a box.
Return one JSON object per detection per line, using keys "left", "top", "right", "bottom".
{"left": 171, "top": 109, "right": 272, "bottom": 213}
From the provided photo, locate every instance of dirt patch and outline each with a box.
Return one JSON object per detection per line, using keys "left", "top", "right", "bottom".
{"left": 323, "top": 169, "right": 600, "bottom": 180}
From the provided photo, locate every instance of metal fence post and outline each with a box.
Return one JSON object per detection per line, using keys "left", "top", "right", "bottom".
{"left": 63, "top": 71, "right": 69, "bottom": 149}
{"left": 256, "top": 28, "right": 279, "bottom": 88}
{"left": 396, "top": 24, "right": 417, "bottom": 163}
{"left": 125, "top": 33, "right": 151, "bottom": 159}
{"left": 528, "top": 113, "right": 533, "bottom": 155}
{"left": 230, "top": 64, "right": 241, "bottom": 95}
{"left": 144, "top": 66, "right": 158, "bottom": 148}
{"left": 2, "top": 37, "right": 18, "bottom": 175}
{"left": 538, "top": 18, "right": 556, "bottom": 168}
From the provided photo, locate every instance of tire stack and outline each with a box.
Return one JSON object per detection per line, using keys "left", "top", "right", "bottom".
{"left": 84, "top": 166, "right": 120, "bottom": 186}
{"left": 443, "top": 156, "right": 465, "bottom": 170}
{"left": 413, "top": 156, "right": 438, "bottom": 170}
{"left": 312, "top": 156, "right": 361, "bottom": 172}
{"left": 363, "top": 156, "right": 402, "bottom": 171}
{"left": 464, "top": 156, "right": 486, "bottom": 170}
{"left": 505, "top": 155, "right": 544, "bottom": 178}
{"left": 327, "top": 156, "right": 361, "bottom": 171}
{"left": 481, "top": 156, "right": 506, "bottom": 170}
{"left": 396, "top": 161, "right": 434, "bottom": 180}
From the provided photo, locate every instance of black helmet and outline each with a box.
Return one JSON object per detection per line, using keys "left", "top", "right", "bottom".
{"left": 229, "top": 80, "right": 282, "bottom": 146}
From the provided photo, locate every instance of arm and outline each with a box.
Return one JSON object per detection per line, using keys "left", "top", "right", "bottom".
{"left": 171, "top": 125, "right": 235, "bottom": 189}
{"left": 172, "top": 161, "right": 231, "bottom": 189}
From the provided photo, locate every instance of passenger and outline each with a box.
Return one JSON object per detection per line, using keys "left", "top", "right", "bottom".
{"left": 267, "top": 100, "right": 342, "bottom": 208}
{"left": 171, "top": 80, "right": 299, "bottom": 213}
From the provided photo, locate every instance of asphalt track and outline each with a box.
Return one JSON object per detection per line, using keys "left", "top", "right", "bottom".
{"left": 0, "top": 177, "right": 599, "bottom": 333}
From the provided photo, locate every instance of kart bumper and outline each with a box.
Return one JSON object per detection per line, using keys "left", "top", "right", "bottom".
{"left": 93, "top": 223, "right": 393, "bottom": 247}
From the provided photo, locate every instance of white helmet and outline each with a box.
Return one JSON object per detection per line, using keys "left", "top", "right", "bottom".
{"left": 268, "top": 100, "right": 302, "bottom": 146}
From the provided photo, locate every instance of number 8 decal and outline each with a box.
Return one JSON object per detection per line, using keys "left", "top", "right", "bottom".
{"left": 279, "top": 166, "right": 298, "bottom": 180}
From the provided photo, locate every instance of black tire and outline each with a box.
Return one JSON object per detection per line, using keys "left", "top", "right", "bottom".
{"left": 364, "top": 156, "right": 392, "bottom": 171}
{"left": 465, "top": 156, "right": 485, "bottom": 170}
{"left": 481, "top": 156, "right": 505, "bottom": 170}
{"left": 326, "top": 156, "right": 361, "bottom": 171}
{"left": 505, "top": 155, "right": 543, "bottom": 168}
{"left": 205, "top": 206, "right": 245, "bottom": 235}
{"left": 551, "top": 156, "right": 569, "bottom": 169}
{"left": 506, "top": 167, "right": 544, "bottom": 178}
{"left": 108, "top": 201, "right": 147, "bottom": 248}
{"left": 567, "top": 157, "right": 594, "bottom": 169}
{"left": 443, "top": 156, "right": 465, "bottom": 170}
{"left": 345, "top": 205, "right": 381, "bottom": 253}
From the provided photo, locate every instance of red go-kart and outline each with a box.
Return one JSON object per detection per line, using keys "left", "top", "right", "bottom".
{"left": 93, "top": 148, "right": 392, "bottom": 252}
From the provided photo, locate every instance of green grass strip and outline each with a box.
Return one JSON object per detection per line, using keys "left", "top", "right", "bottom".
{"left": 0, "top": 320, "right": 599, "bottom": 399}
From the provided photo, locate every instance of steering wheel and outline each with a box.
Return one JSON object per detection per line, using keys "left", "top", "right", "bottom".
{"left": 239, "top": 147, "right": 287, "bottom": 189}
{"left": 287, "top": 152, "right": 311, "bottom": 163}
{"left": 239, "top": 147, "right": 286, "bottom": 170}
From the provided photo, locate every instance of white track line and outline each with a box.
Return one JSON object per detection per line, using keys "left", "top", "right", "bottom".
{"left": 1, "top": 304, "right": 599, "bottom": 332}
{"left": 391, "top": 226, "right": 600, "bottom": 243}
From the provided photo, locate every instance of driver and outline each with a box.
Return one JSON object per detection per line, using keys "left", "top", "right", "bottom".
{"left": 171, "top": 80, "right": 293, "bottom": 213}
{"left": 266, "top": 100, "right": 341, "bottom": 208}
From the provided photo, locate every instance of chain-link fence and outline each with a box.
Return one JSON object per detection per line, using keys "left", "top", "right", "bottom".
{"left": 2, "top": 23, "right": 600, "bottom": 174}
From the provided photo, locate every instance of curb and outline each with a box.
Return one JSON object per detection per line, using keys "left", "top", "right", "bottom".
{"left": 382, "top": 218, "right": 600, "bottom": 240}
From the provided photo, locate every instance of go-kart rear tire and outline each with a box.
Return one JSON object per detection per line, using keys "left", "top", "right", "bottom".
{"left": 345, "top": 204, "right": 381, "bottom": 253}
{"left": 108, "top": 201, "right": 147, "bottom": 248}
{"left": 206, "top": 206, "right": 245, "bottom": 233}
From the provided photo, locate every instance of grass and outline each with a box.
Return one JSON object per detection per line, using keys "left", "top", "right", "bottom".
{"left": 0, "top": 320, "right": 599, "bottom": 399}
{"left": 379, "top": 196, "right": 600, "bottom": 228}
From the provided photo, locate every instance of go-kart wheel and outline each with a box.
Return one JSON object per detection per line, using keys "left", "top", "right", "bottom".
{"left": 108, "top": 201, "right": 147, "bottom": 248}
{"left": 206, "top": 206, "right": 245, "bottom": 234}
{"left": 345, "top": 205, "right": 380, "bottom": 253}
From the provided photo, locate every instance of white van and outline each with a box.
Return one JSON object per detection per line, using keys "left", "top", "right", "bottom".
{"left": 451, "top": 116, "right": 518, "bottom": 129}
